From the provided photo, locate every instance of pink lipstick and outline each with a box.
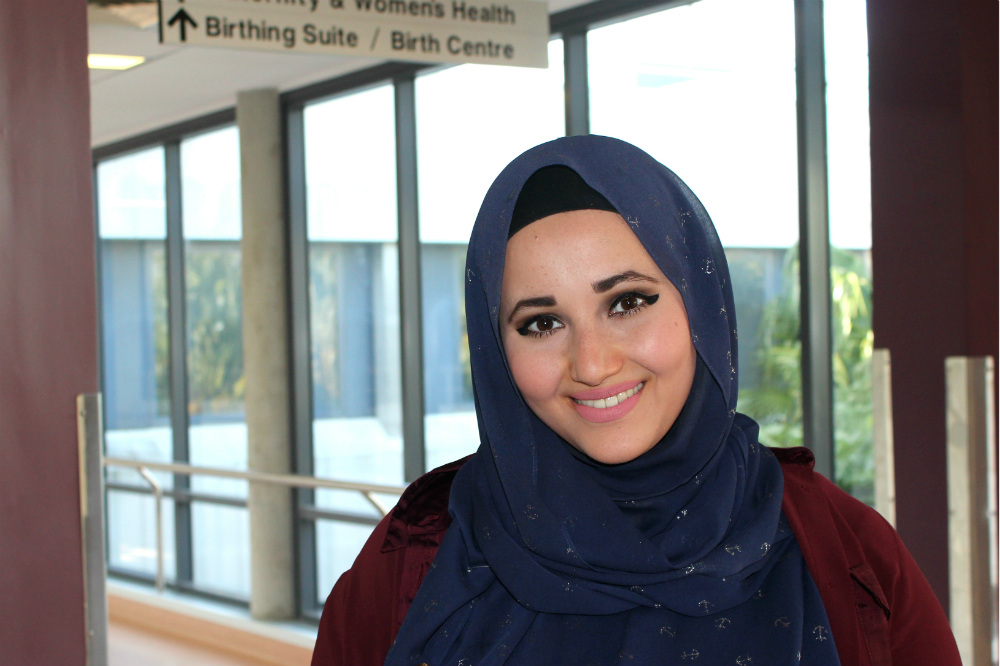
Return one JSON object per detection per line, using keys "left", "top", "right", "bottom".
{"left": 571, "top": 381, "right": 644, "bottom": 423}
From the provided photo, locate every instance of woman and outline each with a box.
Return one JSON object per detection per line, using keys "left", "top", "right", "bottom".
{"left": 312, "top": 135, "right": 959, "bottom": 665}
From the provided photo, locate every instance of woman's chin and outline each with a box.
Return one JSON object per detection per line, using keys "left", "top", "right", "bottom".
{"left": 566, "top": 437, "right": 659, "bottom": 466}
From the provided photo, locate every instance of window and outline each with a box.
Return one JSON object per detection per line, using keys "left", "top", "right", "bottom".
{"left": 98, "top": 146, "right": 177, "bottom": 582}
{"left": 589, "top": 0, "right": 802, "bottom": 451}
{"left": 97, "top": 126, "right": 250, "bottom": 598}
{"left": 303, "top": 84, "right": 402, "bottom": 599}
{"left": 825, "top": 0, "right": 874, "bottom": 502}
{"left": 180, "top": 127, "right": 249, "bottom": 598}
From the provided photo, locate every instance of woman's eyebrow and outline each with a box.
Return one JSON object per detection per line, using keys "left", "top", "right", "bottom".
{"left": 592, "top": 270, "right": 660, "bottom": 293}
{"left": 506, "top": 296, "right": 556, "bottom": 323}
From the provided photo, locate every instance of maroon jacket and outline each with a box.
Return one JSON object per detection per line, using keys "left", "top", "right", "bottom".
{"left": 313, "top": 448, "right": 960, "bottom": 665}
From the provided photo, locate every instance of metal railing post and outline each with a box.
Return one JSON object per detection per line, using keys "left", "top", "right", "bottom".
{"left": 872, "top": 349, "right": 896, "bottom": 526}
{"left": 136, "top": 467, "right": 165, "bottom": 593}
{"left": 78, "top": 393, "right": 108, "bottom": 666}
{"left": 946, "top": 356, "right": 997, "bottom": 666}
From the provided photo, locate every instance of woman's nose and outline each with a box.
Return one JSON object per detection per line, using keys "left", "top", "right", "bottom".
{"left": 569, "top": 325, "right": 623, "bottom": 386}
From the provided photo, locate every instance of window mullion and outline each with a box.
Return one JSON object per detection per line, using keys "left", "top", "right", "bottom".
{"left": 395, "top": 74, "right": 426, "bottom": 483}
{"left": 795, "top": 0, "right": 834, "bottom": 478}
{"left": 285, "top": 102, "right": 320, "bottom": 614}
{"left": 164, "top": 139, "right": 194, "bottom": 585}
{"left": 564, "top": 30, "right": 589, "bottom": 136}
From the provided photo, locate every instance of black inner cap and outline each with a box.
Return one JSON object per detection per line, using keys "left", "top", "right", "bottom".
{"left": 508, "top": 165, "right": 618, "bottom": 239}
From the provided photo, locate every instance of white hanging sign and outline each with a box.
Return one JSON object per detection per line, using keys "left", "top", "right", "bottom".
{"left": 157, "top": 0, "right": 549, "bottom": 68}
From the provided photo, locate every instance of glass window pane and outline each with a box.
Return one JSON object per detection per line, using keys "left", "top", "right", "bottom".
{"left": 826, "top": 0, "right": 874, "bottom": 503}
{"left": 106, "top": 491, "right": 177, "bottom": 581}
{"left": 417, "top": 40, "right": 565, "bottom": 471}
{"left": 191, "top": 503, "right": 250, "bottom": 599}
{"left": 589, "top": 2, "right": 802, "bottom": 449}
{"left": 304, "top": 84, "right": 402, "bottom": 592}
{"left": 97, "top": 147, "right": 177, "bottom": 581}
{"left": 306, "top": 84, "right": 402, "bottom": 488}
{"left": 98, "top": 147, "right": 170, "bottom": 446}
{"left": 181, "top": 126, "right": 250, "bottom": 598}
{"left": 315, "top": 519, "right": 376, "bottom": 605}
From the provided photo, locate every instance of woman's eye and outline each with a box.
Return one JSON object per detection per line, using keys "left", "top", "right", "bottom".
{"left": 610, "top": 292, "right": 659, "bottom": 316}
{"left": 517, "top": 315, "right": 564, "bottom": 337}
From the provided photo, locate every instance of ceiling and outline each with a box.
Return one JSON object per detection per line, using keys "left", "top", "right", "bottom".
{"left": 87, "top": 0, "right": 587, "bottom": 149}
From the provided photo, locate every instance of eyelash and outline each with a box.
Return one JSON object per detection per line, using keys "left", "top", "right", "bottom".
{"left": 610, "top": 291, "right": 659, "bottom": 317}
{"left": 516, "top": 315, "right": 562, "bottom": 338}
{"left": 515, "top": 291, "right": 660, "bottom": 338}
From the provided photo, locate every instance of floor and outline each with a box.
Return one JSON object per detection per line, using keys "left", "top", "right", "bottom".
{"left": 108, "top": 621, "right": 280, "bottom": 666}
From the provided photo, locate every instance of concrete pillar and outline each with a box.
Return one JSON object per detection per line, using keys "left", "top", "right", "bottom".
{"left": 238, "top": 88, "right": 295, "bottom": 620}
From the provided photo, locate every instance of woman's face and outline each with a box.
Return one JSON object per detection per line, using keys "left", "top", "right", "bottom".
{"left": 500, "top": 209, "right": 697, "bottom": 464}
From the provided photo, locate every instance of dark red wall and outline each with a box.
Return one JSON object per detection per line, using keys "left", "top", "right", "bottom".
{"left": 868, "top": 0, "right": 998, "bottom": 613}
{"left": 0, "top": 2, "right": 97, "bottom": 664}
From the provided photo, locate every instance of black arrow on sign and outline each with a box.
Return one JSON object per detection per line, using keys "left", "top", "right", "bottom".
{"left": 168, "top": 8, "right": 197, "bottom": 42}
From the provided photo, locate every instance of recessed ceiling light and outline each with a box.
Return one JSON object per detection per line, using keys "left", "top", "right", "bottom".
{"left": 88, "top": 54, "right": 146, "bottom": 70}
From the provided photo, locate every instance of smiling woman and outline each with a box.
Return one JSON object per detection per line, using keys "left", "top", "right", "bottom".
{"left": 311, "top": 135, "right": 959, "bottom": 666}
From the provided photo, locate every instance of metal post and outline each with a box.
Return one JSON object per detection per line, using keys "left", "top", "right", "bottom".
{"left": 285, "top": 100, "right": 320, "bottom": 615}
{"left": 946, "top": 356, "right": 998, "bottom": 666}
{"left": 77, "top": 393, "right": 108, "bottom": 666}
{"left": 395, "top": 74, "right": 427, "bottom": 482}
{"left": 871, "top": 348, "right": 896, "bottom": 525}
{"left": 563, "top": 31, "right": 589, "bottom": 137}
{"left": 136, "top": 467, "right": 166, "bottom": 593}
{"left": 794, "top": 0, "right": 834, "bottom": 478}
{"left": 164, "top": 141, "right": 194, "bottom": 585}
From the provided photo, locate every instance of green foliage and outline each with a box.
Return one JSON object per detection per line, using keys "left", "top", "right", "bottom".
{"left": 153, "top": 244, "right": 246, "bottom": 418}
{"left": 740, "top": 245, "right": 874, "bottom": 503}
{"left": 309, "top": 245, "right": 342, "bottom": 415}
{"left": 153, "top": 246, "right": 171, "bottom": 418}
{"left": 184, "top": 245, "right": 245, "bottom": 417}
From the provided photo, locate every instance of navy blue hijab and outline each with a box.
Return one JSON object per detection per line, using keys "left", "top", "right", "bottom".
{"left": 386, "top": 136, "right": 838, "bottom": 665}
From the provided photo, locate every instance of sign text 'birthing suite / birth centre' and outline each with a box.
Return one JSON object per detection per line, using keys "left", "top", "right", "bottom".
{"left": 157, "top": 0, "right": 550, "bottom": 68}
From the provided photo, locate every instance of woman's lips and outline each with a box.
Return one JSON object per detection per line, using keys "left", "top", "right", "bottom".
{"left": 571, "top": 382, "right": 644, "bottom": 423}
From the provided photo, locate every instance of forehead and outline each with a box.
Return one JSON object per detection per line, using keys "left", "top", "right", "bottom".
{"left": 501, "top": 209, "right": 662, "bottom": 291}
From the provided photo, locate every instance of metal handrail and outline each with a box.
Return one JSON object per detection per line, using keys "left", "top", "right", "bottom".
{"left": 135, "top": 467, "right": 165, "bottom": 592}
{"left": 104, "top": 456, "right": 406, "bottom": 592}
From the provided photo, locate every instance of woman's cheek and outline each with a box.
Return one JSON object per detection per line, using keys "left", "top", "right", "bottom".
{"left": 631, "top": 312, "right": 692, "bottom": 368}
{"left": 508, "top": 341, "right": 559, "bottom": 401}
